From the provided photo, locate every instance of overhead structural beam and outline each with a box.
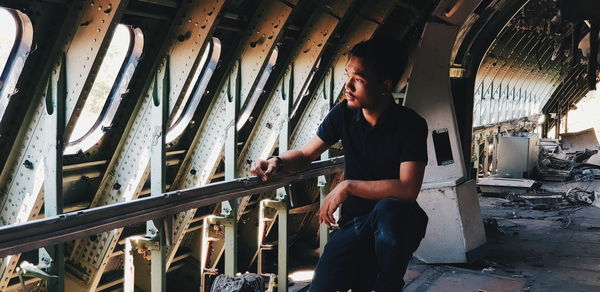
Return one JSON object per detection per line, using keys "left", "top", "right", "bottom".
{"left": 0, "top": 158, "right": 344, "bottom": 258}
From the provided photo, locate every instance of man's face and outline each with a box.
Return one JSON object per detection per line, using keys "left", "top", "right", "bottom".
{"left": 344, "top": 56, "right": 388, "bottom": 109}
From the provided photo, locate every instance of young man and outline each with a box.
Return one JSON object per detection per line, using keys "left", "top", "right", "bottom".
{"left": 250, "top": 38, "right": 429, "bottom": 291}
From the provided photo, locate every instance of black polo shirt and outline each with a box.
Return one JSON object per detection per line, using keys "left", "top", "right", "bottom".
{"left": 317, "top": 99, "right": 428, "bottom": 220}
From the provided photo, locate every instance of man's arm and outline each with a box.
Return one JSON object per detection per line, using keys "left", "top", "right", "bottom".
{"left": 250, "top": 135, "right": 330, "bottom": 181}
{"left": 319, "top": 161, "right": 426, "bottom": 225}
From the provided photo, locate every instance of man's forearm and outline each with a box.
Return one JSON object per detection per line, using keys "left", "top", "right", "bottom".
{"left": 344, "top": 179, "right": 422, "bottom": 201}
{"left": 277, "top": 149, "right": 313, "bottom": 173}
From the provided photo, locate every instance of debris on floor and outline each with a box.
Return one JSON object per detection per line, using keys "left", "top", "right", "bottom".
{"left": 537, "top": 130, "right": 600, "bottom": 182}
{"left": 478, "top": 178, "right": 537, "bottom": 195}
{"left": 559, "top": 128, "right": 599, "bottom": 152}
{"left": 404, "top": 265, "right": 528, "bottom": 292}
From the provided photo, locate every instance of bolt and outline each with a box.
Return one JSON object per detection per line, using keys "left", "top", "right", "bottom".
{"left": 190, "top": 169, "right": 197, "bottom": 175}
{"left": 23, "top": 160, "right": 33, "bottom": 169}
{"left": 113, "top": 182, "right": 121, "bottom": 190}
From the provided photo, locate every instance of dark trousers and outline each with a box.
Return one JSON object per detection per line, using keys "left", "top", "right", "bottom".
{"left": 310, "top": 198, "right": 428, "bottom": 292}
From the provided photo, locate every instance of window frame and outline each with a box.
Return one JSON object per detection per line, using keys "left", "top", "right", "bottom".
{"left": 236, "top": 47, "right": 278, "bottom": 131}
{"left": 64, "top": 25, "right": 144, "bottom": 155}
{"left": 0, "top": 8, "right": 33, "bottom": 121}
{"left": 166, "top": 37, "right": 221, "bottom": 143}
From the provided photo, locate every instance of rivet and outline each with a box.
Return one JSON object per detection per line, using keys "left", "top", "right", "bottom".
{"left": 23, "top": 160, "right": 34, "bottom": 169}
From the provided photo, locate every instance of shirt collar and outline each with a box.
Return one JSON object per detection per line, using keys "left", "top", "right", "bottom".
{"left": 352, "top": 101, "right": 397, "bottom": 127}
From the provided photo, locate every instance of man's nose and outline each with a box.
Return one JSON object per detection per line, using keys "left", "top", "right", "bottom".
{"left": 345, "top": 79, "right": 354, "bottom": 92}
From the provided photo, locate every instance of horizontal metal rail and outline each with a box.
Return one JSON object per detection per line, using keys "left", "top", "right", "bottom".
{"left": 0, "top": 157, "right": 345, "bottom": 257}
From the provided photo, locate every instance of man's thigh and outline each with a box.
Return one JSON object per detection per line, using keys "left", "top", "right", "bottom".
{"left": 310, "top": 223, "right": 362, "bottom": 292}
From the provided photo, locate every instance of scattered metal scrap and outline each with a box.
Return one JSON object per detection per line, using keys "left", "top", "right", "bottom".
{"left": 536, "top": 131, "right": 600, "bottom": 181}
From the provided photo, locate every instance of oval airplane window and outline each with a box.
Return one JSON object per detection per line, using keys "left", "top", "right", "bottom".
{"left": 166, "top": 37, "right": 221, "bottom": 143}
{"left": 70, "top": 25, "right": 131, "bottom": 142}
{"left": 65, "top": 25, "right": 144, "bottom": 154}
{"left": 0, "top": 8, "right": 33, "bottom": 121}
{"left": 236, "top": 47, "right": 278, "bottom": 130}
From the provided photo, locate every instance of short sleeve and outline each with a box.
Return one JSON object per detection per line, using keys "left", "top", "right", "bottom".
{"left": 316, "top": 101, "right": 345, "bottom": 145}
{"left": 400, "top": 114, "right": 428, "bottom": 164}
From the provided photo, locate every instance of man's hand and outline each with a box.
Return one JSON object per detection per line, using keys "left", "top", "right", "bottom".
{"left": 319, "top": 180, "right": 350, "bottom": 226}
{"left": 250, "top": 158, "right": 280, "bottom": 182}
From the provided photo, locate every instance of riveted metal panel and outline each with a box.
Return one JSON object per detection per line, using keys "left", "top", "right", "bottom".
{"left": 0, "top": 1, "right": 119, "bottom": 289}
{"left": 239, "top": 1, "right": 293, "bottom": 106}
{"left": 290, "top": 13, "right": 341, "bottom": 106}
{"left": 164, "top": 0, "right": 295, "bottom": 270}
{"left": 66, "top": 88, "right": 154, "bottom": 289}
{"left": 168, "top": 0, "right": 226, "bottom": 116}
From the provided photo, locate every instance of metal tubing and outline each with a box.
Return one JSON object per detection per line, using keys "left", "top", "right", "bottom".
{"left": 0, "top": 157, "right": 344, "bottom": 257}
{"left": 268, "top": 200, "right": 288, "bottom": 292}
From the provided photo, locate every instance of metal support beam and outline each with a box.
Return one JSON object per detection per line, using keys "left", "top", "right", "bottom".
{"left": 223, "top": 59, "right": 241, "bottom": 276}
{"left": 42, "top": 55, "right": 67, "bottom": 292}
{"left": 260, "top": 199, "right": 287, "bottom": 292}
{"left": 148, "top": 59, "right": 169, "bottom": 292}
{"left": 317, "top": 67, "right": 334, "bottom": 252}
{"left": 317, "top": 162, "right": 330, "bottom": 254}
{"left": 483, "top": 132, "right": 490, "bottom": 176}
{"left": 491, "top": 129, "right": 499, "bottom": 174}
{"left": 474, "top": 135, "right": 481, "bottom": 179}
{"left": 123, "top": 240, "right": 134, "bottom": 292}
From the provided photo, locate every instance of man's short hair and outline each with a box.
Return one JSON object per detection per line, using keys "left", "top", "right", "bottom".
{"left": 348, "top": 38, "right": 407, "bottom": 85}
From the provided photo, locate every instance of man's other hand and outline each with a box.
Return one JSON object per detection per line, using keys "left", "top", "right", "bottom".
{"left": 250, "top": 158, "right": 279, "bottom": 182}
{"left": 319, "top": 181, "right": 349, "bottom": 226}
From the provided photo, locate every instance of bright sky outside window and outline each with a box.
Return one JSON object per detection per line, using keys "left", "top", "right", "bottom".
{"left": 170, "top": 42, "right": 211, "bottom": 126}
{"left": 0, "top": 8, "right": 16, "bottom": 76}
{"left": 70, "top": 24, "right": 131, "bottom": 142}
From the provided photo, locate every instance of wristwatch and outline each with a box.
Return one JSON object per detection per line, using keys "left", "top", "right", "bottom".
{"left": 269, "top": 156, "right": 284, "bottom": 172}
